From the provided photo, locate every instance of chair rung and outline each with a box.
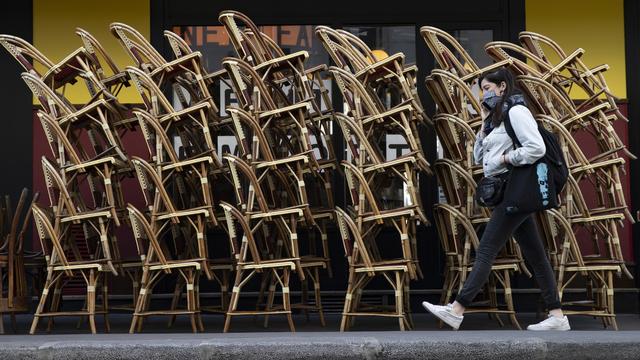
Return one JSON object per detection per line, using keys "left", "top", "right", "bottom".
{"left": 227, "top": 310, "right": 291, "bottom": 316}
{"left": 134, "top": 310, "right": 199, "bottom": 316}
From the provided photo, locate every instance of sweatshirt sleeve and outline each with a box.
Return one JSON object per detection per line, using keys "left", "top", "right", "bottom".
{"left": 505, "top": 105, "right": 546, "bottom": 166}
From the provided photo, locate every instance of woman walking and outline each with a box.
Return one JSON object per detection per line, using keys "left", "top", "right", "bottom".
{"left": 422, "top": 68, "right": 570, "bottom": 331}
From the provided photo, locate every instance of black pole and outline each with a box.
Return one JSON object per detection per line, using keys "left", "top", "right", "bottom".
{"left": 624, "top": 0, "right": 640, "bottom": 314}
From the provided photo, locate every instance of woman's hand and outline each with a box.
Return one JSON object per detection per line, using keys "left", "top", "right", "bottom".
{"left": 480, "top": 104, "right": 490, "bottom": 120}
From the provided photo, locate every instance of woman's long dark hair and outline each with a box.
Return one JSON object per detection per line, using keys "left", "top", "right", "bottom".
{"left": 479, "top": 68, "right": 520, "bottom": 127}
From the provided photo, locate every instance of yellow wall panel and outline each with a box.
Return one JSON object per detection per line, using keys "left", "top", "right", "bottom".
{"left": 33, "top": 0, "right": 149, "bottom": 104}
{"left": 526, "top": 0, "right": 626, "bottom": 99}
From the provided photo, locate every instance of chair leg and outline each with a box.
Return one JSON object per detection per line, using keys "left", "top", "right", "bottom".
{"left": 102, "top": 275, "right": 110, "bottom": 333}
{"left": 185, "top": 270, "right": 198, "bottom": 334}
{"left": 88, "top": 270, "right": 98, "bottom": 334}
{"left": 30, "top": 273, "right": 54, "bottom": 334}
{"left": 403, "top": 275, "right": 413, "bottom": 330}
{"left": 312, "top": 267, "right": 326, "bottom": 327}
{"left": 586, "top": 277, "right": 595, "bottom": 305}
{"left": 597, "top": 274, "right": 608, "bottom": 328}
{"left": 195, "top": 275, "right": 204, "bottom": 332}
{"left": 224, "top": 269, "right": 244, "bottom": 333}
{"left": 340, "top": 272, "right": 355, "bottom": 332}
{"left": 282, "top": 268, "right": 295, "bottom": 333}
{"left": 263, "top": 270, "right": 278, "bottom": 328}
{"left": 301, "top": 276, "right": 310, "bottom": 322}
{"left": 168, "top": 276, "right": 185, "bottom": 328}
{"left": 503, "top": 270, "right": 521, "bottom": 330}
{"left": 440, "top": 269, "right": 451, "bottom": 305}
{"left": 46, "top": 279, "right": 64, "bottom": 333}
{"left": 137, "top": 286, "right": 154, "bottom": 333}
{"left": 351, "top": 275, "right": 373, "bottom": 328}
{"left": 351, "top": 288, "right": 364, "bottom": 328}
{"left": 487, "top": 276, "right": 503, "bottom": 326}
{"left": 129, "top": 289, "right": 145, "bottom": 334}
{"left": 395, "top": 272, "right": 405, "bottom": 331}
{"left": 607, "top": 271, "right": 618, "bottom": 330}
{"left": 255, "top": 271, "right": 271, "bottom": 312}
{"left": 130, "top": 270, "right": 150, "bottom": 334}
{"left": 130, "top": 269, "right": 140, "bottom": 310}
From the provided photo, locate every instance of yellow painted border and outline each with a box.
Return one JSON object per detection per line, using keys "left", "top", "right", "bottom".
{"left": 33, "top": 0, "right": 149, "bottom": 104}
{"left": 526, "top": 0, "right": 626, "bottom": 99}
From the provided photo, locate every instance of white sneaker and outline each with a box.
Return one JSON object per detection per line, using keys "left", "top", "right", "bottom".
{"left": 527, "top": 315, "right": 571, "bottom": 331}
{"left": 422, "top": 301, "right": 463, "bottom": 330}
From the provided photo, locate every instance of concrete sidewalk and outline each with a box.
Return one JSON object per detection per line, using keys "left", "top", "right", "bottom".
{"left": 1, "top": 330, "right": 640, "bottom": 359}
{"left": 1, "top": 313, "right": 639, "bottom": 359}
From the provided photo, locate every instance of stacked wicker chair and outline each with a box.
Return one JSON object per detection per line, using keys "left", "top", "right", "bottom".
{"left": 0, "top": 29, "right": 136, "bottom": 333}
{"left": 0, "top": 189, "right": 39, "bottom": 334}
{"left": 484, "top": 32, "right": 635, "bottom": 329}
{"left": 317, "top": 25, "right": 430, "bottom": 331}
{"left": 217, "top": 11, "right": 337, "bottom": 332}
{"left": 113, "top": 23, "right": 232, "bottom": 333}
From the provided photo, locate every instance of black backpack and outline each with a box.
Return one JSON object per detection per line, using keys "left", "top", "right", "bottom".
{"left": 501, "top": 97, "right": 569, "bottom": 214}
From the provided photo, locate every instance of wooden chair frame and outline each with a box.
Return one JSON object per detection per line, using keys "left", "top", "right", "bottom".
{"left": 127, "top": 204, "right": 205, "bottom": 333}
{"left": 541, "top": 208, "right": 622, "bottom": 329}
{"left": 220, "top": 201, "right": 300, "bottom": 332}
{"left": 420, "top": 26, "right": 514, "bottom": 83}
{"left": 335, "top": 207, "right": 412, "bottom": 331}
{"left": 30, "top": 204, "right": 110, "bottom": 334}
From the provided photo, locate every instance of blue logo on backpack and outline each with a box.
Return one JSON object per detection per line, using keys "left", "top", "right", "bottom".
{"left": 536, "top": 163, "right": 549, "bottom": 206}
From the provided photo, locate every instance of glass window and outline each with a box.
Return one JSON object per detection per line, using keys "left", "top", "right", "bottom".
{"left": 343, "top": 26, "right": 416, "bottom": 64}
{"left": 452, "top": 30, "right": 493, "bottom": 68}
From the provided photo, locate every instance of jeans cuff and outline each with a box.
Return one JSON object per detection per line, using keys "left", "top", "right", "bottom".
{"left": 454, "top": 295, "right": 471, "bottom": 308}
{"left": 546, "top": 303, "right": 562, "bottom": 311}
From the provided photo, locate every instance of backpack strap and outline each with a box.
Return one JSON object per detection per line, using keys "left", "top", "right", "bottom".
{"left": 502, "top": 96, "right": 523, "bottom": 150}
{"left": 503, "top": 113, "right": 522, "bottom": 149}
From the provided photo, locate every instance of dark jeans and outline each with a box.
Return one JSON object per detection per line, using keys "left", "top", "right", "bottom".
{"left": 455, "top": 204, "right": 562, "bottom": 310}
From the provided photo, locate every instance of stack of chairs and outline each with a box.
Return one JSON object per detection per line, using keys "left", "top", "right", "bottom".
{"left": 318, "top": 25, "right": 429, "bottom": 331}
{"left": 1, "top": 29, "right": 137, "bottom": 334}
{"left": 422, "top": 26, "right": 534, "bottom": 329}
{"left": 484, "top": 32, "right": 635, "bottom": 329}
{"left": 217, "top": 11, "right": 336, "bottom": 332}
{"left": 113, "top": 23, "right": 233, "bottom": 333}
{"left": 0, "top": 189, "right": 39, "bottom": 334}
{"left": 219, "top": 11, "right": 337, "bottom": 268}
